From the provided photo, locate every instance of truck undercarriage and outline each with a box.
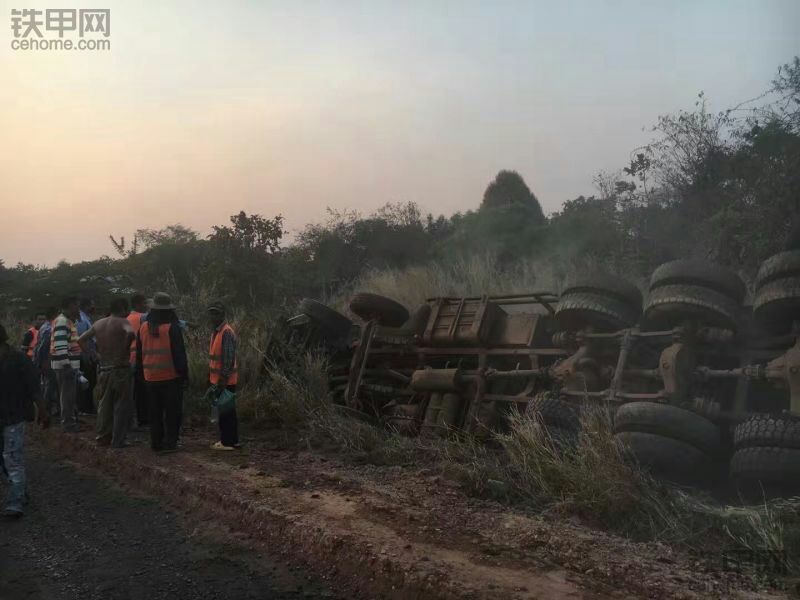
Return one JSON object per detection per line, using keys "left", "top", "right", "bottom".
{"left": 289, "top": 251, "right": 800, "bottom": 491}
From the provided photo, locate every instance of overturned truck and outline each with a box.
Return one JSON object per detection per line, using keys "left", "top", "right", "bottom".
{"left": 291, "top": 250, "right": 800, "bottom": 489}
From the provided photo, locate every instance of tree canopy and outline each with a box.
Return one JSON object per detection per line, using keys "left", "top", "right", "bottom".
{"left": 481, "top": 170, "right": 545, "bottom": 224}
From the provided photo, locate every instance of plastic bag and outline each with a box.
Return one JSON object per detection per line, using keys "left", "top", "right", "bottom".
{"left": 214, "top": 388, "right": 236, "bottom": 415}
{"left": 205, "top": 385, "right": 236, "bottom": 416}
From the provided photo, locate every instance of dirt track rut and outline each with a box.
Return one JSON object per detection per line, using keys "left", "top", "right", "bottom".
{"left": 17, "top": 422, "right": 790, "bottom": 599}
{"left": 0, "top": 442, "right": 336, "bottom": 600}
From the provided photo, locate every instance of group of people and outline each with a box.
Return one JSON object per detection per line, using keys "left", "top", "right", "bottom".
{"left": 1, "top": 291, "right": 241, "bottom": 518}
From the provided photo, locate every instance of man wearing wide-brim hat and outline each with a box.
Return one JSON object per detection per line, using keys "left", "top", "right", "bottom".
{"left": 135, "top": 292, "right": 188, "bottom": 454}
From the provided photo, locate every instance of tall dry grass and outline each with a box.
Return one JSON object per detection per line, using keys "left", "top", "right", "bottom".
{"left": 495, "top": 407, "right": 799, "bottom": 571}
{"left": 0, "top": 309, "right": 29, "bottom": 349}
{"left": 345, "top": 254, "right": 561, "bottom": 309}
{"left": 344, "top": 252, "right": 652, "bottom": 311}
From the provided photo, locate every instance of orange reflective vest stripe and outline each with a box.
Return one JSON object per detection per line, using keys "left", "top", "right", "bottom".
{"left": 127, "top": 311, "right": 144, "bottom": 364}
{"left": 26, "top": 327, "right": 38, "bottom": 359}
{"left": 139, "top": 322, "right": 179, "bottom": 382}
{"left": 209, "top": 323, "right": 238, "bottom": 386}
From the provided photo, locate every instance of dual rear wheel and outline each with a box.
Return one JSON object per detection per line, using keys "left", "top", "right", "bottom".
{"left": 730, "top": 414, "right": 800, "bottom": 492}
{"left": 613, "top": 401, "right": 720, "bottom": 482}
{"left": 555, "top": 272, "right": 643, "bottom": 332}
{"left": 753, "top": 250, "right": 800, "bottom": 334}
{"left": 644, "top": 260, "right": 745, "bottom": 332}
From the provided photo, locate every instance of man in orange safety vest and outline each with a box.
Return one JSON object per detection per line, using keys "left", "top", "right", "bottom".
{"left": 207, "top": 302, "right": 239, "bottom": 451}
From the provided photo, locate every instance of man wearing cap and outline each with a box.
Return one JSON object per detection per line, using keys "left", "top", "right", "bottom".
{"left": 207, "top": 302, "right": 240, "bottom": 450}
{"left": 135, "top": 292, "right": 189, "bottom": 453}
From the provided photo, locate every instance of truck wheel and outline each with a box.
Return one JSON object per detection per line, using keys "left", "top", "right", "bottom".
{"left": 297, "top": 298, "right": 354, "bottom": 337}
{"left": 561, "top": 272, "right": 643, "bottom": 311}
{"left": 753, "top": 276, "right": 800, "bottom": 334}
{"left": 377, "top": 303, "right": 431, "bottom": 336}
{"left": 755, "top": 250, "right": 800, "bottom": 290}
{"left": 615, "top": 431, "right": 711, "bottom": 480}
{"left": 349, "top": 293, "right": 410, "bottom": 328}
{"left": 555, "top": 292, "right": 640, "bottom": 332}
{"left": 730, "top": 446, "right": 800, "bottom": 487}
{"left": 526, "top": 393, "right": 581, "bottom": 432}
{"left": 649, "top": 260, "right": 746, "bottom": 303}
{"left": 644, "top": 284, "right": 740, "bottom": 331}
{"left": 733, "top": 413, "right": 800, "bottom": 450}
{"left": 613, "top": 401, "right": 720, "bottom": 456}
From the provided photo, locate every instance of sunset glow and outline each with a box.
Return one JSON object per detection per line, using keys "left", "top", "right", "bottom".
{"left": 1, "top": 0, "right": 797, "bottom": 265}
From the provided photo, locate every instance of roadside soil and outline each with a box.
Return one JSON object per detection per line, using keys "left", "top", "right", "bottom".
{"left": 30, "top": 420, "right": 794, "bottom": 600}
{"left": 0, "top": 442, "right": 337, "bottom": 600}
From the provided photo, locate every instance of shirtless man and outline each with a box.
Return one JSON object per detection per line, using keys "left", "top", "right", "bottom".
{"left": 78, "top": 297, "right": 135, "bottom": 448}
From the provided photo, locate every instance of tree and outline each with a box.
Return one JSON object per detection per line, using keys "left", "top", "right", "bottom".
{"left": 110, "top": 224, "right": 198, "bottom": 259}
{"left": 481, "top": 170, "right": 545, "bottom": 223}
{"left": 136, "top": 224, "right": 198, "bottom": 249}
{"left": 295, "top": 203, "right": 435, "bottom": 289}
{"left": 109, "top": 234, "right": 139, "bottom": 258}
{"left": 209, "top": 212, "right": 284, "bottom": 255}
{"left": 373, "top": 201, "right": 424, "bottom": 228}
{"left": 771, "top": 56, "right": 800, "bottom": 132}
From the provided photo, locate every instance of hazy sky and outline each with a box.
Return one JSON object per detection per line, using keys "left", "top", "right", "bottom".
{"left": 1, "top": 1, "right": 798, "bottom": 266}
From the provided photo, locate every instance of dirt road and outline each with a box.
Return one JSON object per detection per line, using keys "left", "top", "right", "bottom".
{"left": 22, "top": 421, "right": 787, "bottom": 599}
{"left": 0, "top": 443, "right": 336, "bottom": 600}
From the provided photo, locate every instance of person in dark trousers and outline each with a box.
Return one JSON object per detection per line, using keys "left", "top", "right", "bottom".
{"left": 78, "top": 297, "right": 135, "bottom": 448}
{"left": 207, "top": 302, "right": 240, "bottom": 450}
{"left": 135, "top": 293, "right": 188, "bottom": 454}
{"left": 77, "top": 298, "right": 97, "bottom": 414}
{"left": 33, "top": 307, "right": 60, "bottom": 417}
{"left": 51, "top": 297, "right": 82, "bottom": 431}
{"left": 128, "top": 293, "right": 149, "bottom": 428}
{"left": 0, "top": 324, "right": 49, "bottom": 518}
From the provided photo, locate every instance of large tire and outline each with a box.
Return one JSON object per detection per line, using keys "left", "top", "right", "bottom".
{"left": 377, "top": 304, "right": 431, "bottom": 337}
{"left": 644, "top": 284, "right": 740, "bottom": 331}
{"left": 753, "top": 276, "right": 800, "bottom": 334}
{"left": 755, "top": 251, "right": 800, "bottom": 290}
{"left": 297, "top": 298, "right": 353, "bottom": 337}
{"left": 349, "top": 293, "right": 410, "bottom": 327}
{"left": 613, "top": 402, "right": 719, "bottom": 456}
{"left": 615, "top": 431, "right": 711, "bottom": 479}
{"left": 561, "top": 273, "right": 643, "bottom": 310}
{"left": 730, "top": 446, "right": 800, "bottom": 487}
{"left": 650, "top": 260, "right": 746, "bottom": 303}
{"left": 526, "top": 393, "right": 581, "bottom": 432}
{"left": 733, "top": 414, "right": 800, "bottom": 450}
{"left": 555, "top": 292, "right": 640, "bottom": 332}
